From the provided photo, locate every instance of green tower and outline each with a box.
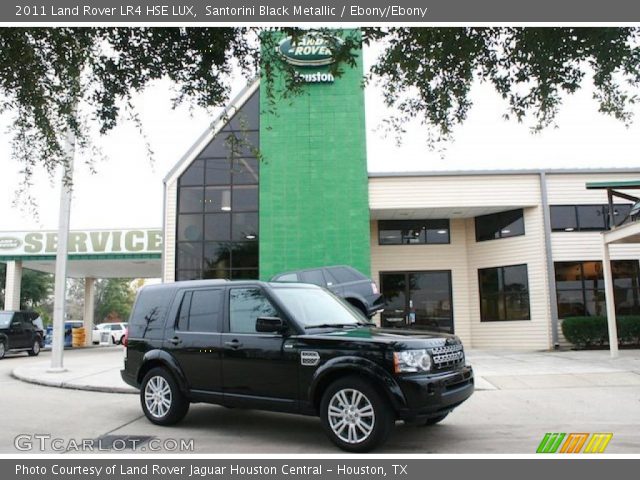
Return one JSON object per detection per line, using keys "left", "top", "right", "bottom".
{"left": 258, "top": 30, "right": 370, "bottom": 280}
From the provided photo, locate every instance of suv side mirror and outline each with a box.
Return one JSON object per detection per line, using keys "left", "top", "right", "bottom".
{"left": 256, "top": 316, "right": 285, "bottom": 333}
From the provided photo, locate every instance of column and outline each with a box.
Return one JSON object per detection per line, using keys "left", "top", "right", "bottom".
{"left": 601, "top": 239, "right": 619, "bottom": 358}
{"left": 83, "top": 278, "right": 95, "bottom": 346}
{"left": 4, "top": 261, "right": 23, "bottom": 311}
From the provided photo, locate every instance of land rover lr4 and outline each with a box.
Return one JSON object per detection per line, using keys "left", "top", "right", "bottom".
{"left": 121, "top": 280, "right": 474, "bottom": 452}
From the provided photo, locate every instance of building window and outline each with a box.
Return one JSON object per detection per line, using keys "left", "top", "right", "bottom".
{"left": 550, "top": 204, "right": 631, "bottom": 232}
{"left": 378, "top": 219, "right": 450, "bottom": 245}
{"left": 478, "top": 264, "right": 530, "bottom": 321}
{"left": 175, "top": 90, "right": 260, "bottom": 281}
{"left": 475, "top": 209, "right": 525, "bottom": 242}
{"left": 555, "top": 260, "right": 640, "bottom": 317}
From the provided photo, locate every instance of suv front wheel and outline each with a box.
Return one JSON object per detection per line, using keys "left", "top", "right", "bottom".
{"left": 140, "top": 368, "right": 189, "bottom": 425}
{"left": 320, "top": 376, "right": 394, "bottom": 452}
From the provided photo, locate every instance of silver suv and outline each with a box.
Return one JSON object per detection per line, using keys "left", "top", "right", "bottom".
{"left": 271, "top": 265, "right": 384, "bottom": 318}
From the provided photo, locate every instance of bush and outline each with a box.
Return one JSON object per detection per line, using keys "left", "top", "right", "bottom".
{"left": 561, "top": 316, "right": 640, "bottom": 348}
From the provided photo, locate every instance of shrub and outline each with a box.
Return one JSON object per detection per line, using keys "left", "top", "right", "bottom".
{"left": 561, "top": 316, "right": 640, "bottom": 348}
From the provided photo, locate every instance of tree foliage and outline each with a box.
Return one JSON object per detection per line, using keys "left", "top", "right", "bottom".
{"left": 1, "top": 27, "right": 639, "bottom": 184}
{"left": 95, "top": 278, "right": 136, "bottom": 322}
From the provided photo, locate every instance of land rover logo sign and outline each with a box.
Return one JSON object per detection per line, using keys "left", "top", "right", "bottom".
{"left": 0, "top": 237, "right": 21, "bottom": 250}
{"left": 278, "top": 34, "right": 341, "bottom": 68}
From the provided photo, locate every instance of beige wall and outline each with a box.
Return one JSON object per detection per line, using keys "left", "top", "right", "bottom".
{"left": 163, "top": 181, "right": 177, "bottom": 283}
{"left": 369, "top": 174, "right": 553, "bottom": 350}
{"left": 370, "top": 219, "right": 473, "bottom": 345}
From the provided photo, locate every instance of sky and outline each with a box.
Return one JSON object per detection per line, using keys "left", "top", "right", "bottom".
{"left": 1, "top": 41, "right": 640, "bottom": 232}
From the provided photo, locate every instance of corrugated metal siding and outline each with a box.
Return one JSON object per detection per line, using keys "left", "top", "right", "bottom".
{"left": 369, "top": 175, "right": 540, "bottom": 210}
{"left": 546, "top": 172, "right": 640, "bottom": 204}
{"left": 464, "top": 205, "right": 552, "bottom": 350}
{"left": 370, "top": 219, "right": 473, "bottom": 345}
{"left": 552, "top": 233, "right": 640, "bottom": 260}
{"left": 163, "top": 181, "right": 177, "bottom": 283}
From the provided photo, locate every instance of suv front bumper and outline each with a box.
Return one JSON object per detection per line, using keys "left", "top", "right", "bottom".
{"left": 395, "top": 365, "right": 474, "bottom": 421}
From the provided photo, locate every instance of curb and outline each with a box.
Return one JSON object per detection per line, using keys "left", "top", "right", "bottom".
{"left": 11, "top": 369, "right": 138, "bottom": 395}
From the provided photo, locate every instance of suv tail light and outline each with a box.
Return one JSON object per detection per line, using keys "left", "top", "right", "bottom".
{"left": 122, "top": 328, "right": 128, "bottom": 348}
{"left": 371, "top": 282, "right": 379, "bottom": 294}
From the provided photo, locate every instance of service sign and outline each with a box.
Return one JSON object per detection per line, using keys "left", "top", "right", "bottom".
{"left": 278, "top": 34, "right": 342, "bottom": 68}
{"left": 0, "top": 229, "right": 163, "bottom": 256}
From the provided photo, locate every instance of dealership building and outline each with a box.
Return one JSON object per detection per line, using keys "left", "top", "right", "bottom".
{"left": 157, "top": 31, "right": 640, "bottom": 350}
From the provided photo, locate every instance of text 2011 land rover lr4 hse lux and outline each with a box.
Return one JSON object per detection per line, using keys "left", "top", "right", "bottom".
{"left": 121, "top": 280, "right": 473, "bottom": 452}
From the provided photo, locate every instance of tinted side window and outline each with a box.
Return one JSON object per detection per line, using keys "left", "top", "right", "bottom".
{"left": 129, "top": 288, "right": 173, "bottom": 339}
{"left": 229, "top": 288, "right": 278, "bottom": 334}
{"left": 330, "top": 267, "right": 364, "bottom": 283}
{"left": 181, "top": 289, "right": 223, "bottom": 333}
{"left": 301, "top": 270, "right": 326, "bottom": 286}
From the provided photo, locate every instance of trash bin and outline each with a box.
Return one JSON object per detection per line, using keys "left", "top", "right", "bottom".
{"left": 72, "top": 327, "right": 85, "bottom": 347}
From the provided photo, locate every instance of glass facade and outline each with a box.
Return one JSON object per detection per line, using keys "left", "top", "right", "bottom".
{"left": 550, "top": 204, "right": 631, "bottom": 232}
{"left": 478, "top": 264, "right": 530, "bottom": 321}
{"left": 378, "top": 219, "right": 450, "bottom": 245}
{"left": 554, "top": 260, "right": 640, "bottom": 317}
{"left": 475, "top": 209, "right": 525, "bottom": 242}
{"left": 380, "top": 271, "right": 454, "bottom": 333}
{"left": 175, "top": 90, "right": 260, "bottom": 281}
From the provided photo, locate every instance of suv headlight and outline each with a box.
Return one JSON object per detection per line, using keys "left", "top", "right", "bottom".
{"left": 393, "top": 349, "right": 432, "bottom": 373}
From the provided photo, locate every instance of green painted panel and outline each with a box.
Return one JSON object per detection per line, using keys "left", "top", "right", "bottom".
{"left": 259, "top": 30, "right": 370, "bottom": 280}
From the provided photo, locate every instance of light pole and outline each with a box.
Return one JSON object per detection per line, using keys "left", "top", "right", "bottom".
{"left": 48, "top": 116, "right": 76, "bottom": 372}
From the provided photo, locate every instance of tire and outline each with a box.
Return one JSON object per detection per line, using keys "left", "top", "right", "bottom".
{"left": 320, "top": 376, "right": 394, "bottom": 452}
{"left": 0, "top": 342, "right": 5, "bottom": 360}
{"left": 28, "top": 339, "right": 40, "bottom": 357}
{"left": 111, "top": 335, "right": 117, "bottom": 345}
{"left": 140, "top": 367, "right": 189, "bottom": 426}
{"left": 410, "top": 413, "right": 449, "bottom": 427}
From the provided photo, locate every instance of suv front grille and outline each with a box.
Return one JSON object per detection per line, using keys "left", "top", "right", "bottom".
{"left": 430, "top": 344, "right": 465, "bottom": 370}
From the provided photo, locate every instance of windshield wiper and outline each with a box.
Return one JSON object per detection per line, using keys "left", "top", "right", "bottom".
{"left": 305, "top": 323, "right": 359, "bottom": 329}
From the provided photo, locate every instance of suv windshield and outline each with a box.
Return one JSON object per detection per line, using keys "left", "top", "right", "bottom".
{"left": 271, "top": 287, "right": 364, "bottom": 328}
{"left": 0, "top": 312, "right": 13, "bottom": 328}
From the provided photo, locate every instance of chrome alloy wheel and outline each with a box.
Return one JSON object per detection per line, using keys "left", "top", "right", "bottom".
{"left": 32, "top": 341, "right": 40, "bottom": 354}
{"left": 144, "top": 375, "right": 172, "bottom": 418}
{"left": 0, "top": 343, "right": 4, "bottom": 358}
{"left": 328, "top": 388, "right": 375, "bottom": 444}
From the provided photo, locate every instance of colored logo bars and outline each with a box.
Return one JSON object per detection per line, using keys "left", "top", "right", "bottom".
{"left": 537, "top": 433, "right": 613, "bottom": 453}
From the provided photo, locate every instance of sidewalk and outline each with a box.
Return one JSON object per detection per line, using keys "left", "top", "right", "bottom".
{"left": 11, "top": 347, "right": 640, "bottom": 394}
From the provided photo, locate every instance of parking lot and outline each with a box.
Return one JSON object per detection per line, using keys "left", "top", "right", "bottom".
{"left": 1, "top": 347, "right": 639, "bottom": 454}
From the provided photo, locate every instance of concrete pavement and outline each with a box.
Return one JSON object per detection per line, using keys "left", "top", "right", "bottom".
{"left": 11, "top": 346, "right": 640, "bottom": 393}
{"left": 2, "top": 348, "right": 639, "bottom": 453}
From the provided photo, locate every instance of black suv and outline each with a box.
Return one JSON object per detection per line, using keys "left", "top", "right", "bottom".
{"left": 0, "top": 311, "right": 43, "bottom": 359}
{"left": 121, "top": 280, "right": 473, "bottom": 452}
{"left": 271, "top": 265, "right": 384, "bottom": 318}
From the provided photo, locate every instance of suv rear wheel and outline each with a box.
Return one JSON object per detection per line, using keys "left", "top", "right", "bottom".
{"left": 0, "top": 342, "right": 5, "bottom": 360}
{"left": 320, "top": 376, "right": 394, "bottom": 452}
{"left": 28, "top": 339, "right": 40, "bottom": 356}
{"left": 140, "top": 368, "right": 189, "bottom": 425}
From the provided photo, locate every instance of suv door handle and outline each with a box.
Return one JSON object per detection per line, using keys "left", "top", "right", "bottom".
{"left": 224, "top": 339, "right": 243, "bottom": 349}
{"left": 169, "top": 336, "right": 182, "bottom": 345}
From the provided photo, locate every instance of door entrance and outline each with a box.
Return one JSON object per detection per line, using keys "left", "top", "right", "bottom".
{"left": 380, "top": 271, "right": 454, "bottom": 333}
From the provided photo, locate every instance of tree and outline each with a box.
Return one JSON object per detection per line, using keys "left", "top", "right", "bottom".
{"left": 1, "top": 27, "right": 639, "bottom": 182}
{"left": 94, "top": 278, "right": 136, "bottom": 323}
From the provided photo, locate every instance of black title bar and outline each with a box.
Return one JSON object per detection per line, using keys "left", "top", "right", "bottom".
{"left": 3, "top": 0, "right": 640, "bottom": 23}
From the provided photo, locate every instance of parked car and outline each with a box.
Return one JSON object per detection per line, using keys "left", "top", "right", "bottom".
{"left": 121, "top": 280, "right": 473, "bottom": 452}
{"left": 92, "top": 322, "right": 128, "bottom": 345}
{"left": 0, "top": 311, "right": 43, "bottom": 359}
{"left": 271, "top": 265, "right": 384, "bottom": 318}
